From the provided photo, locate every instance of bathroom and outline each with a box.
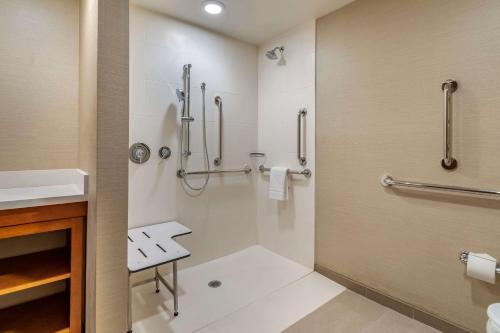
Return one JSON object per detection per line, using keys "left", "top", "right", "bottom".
{"left": 0, "top": 0, "right": 499, "bottom": 333}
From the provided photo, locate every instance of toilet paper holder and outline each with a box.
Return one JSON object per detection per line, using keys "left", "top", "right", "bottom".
{"left": 459, "top": 251, "right": 500, "bottom": 275}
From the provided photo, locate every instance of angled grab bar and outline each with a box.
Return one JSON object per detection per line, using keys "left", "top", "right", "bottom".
{"left": 297, "top": 108, "right": 307, "bottom": 166}
{"left": 214, "top": 96, "right": 223, "bottom": 166}
{"left": 441, "top": 79, "right": 458, "bottom": 170}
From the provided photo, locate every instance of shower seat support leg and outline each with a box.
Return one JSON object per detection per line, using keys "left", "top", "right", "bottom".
{"left": 155, "top": 267, "right": 160, "bottom": 293}
{"left": 127, "top": 271, "right": 132, "bottom": 333}
{"left": 173, "top": 261, "right": 178, "bottom": 316}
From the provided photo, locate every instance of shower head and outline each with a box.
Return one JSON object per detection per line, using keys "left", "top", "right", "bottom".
{"left": 176, "top": 88, "right": 185, "bottom": 102}
{"left": 265, "top": 46, "right": 284, "bottom": 60}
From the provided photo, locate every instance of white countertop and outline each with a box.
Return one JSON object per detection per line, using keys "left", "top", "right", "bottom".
{"left": 0, "top": 169, "right": 88, "bottom": 210}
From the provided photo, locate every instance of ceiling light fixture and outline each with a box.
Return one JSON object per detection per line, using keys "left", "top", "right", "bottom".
{"left": 203, "top": 0, "right": 225, "bottom": 15}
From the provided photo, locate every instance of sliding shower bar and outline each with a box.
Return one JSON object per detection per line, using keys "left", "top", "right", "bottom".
{"left": 214, "top": 96, "right": 223, "bottom": 166}
{"left": 297, "top": 108, "right": 307, "bottom": 166}
{"left": 380, "top": 174, "right": 500, "bottom": 198}
{"left": 177, "top": 166, "right": 251, "bottom": 178}
{"left": 259, "top": 165, "right": 312, "bottom": 178}
{"left": 441, "top": 79, "right": 458, "bottom": 170}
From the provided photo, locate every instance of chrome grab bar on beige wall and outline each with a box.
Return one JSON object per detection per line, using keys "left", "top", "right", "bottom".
{"left": 297, "top": 108, "right": 307, "bottom": 166}
{"left": 380, "top": 174, "right": 500, "bottom": 198}
{"left": 441, "top": 79, "right": 458, "bottom": 170}
{"left": 214, "top": 96, "right": 223, "bottom": 166}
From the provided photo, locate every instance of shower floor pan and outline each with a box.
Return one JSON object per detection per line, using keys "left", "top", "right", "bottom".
{"left": 129, "top": 245, "right": 345, "bottom": 333}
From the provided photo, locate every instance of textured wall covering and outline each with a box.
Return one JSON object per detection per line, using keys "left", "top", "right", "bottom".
{"left": 0, "top": 0, "right": 79, "bottom": 171}
{"left": 80, "top": 0, "right": 129, "bottom": 332}
{"left": 316, "top": 0, "right": 500, "bottom": 332}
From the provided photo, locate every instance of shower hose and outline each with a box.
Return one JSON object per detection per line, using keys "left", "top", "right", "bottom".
{"left": 179, "top": 82, "right": 210, "bottom": 193}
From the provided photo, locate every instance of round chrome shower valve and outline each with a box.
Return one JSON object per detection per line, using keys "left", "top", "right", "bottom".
{"left": 159, "top": 146, "right": 172, "bottom": 160}
{"left": 129, "top": 143, "right": 151, "bottom": 164}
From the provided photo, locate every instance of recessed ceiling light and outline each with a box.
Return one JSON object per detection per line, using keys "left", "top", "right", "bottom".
{"left": 203, "top": 1, "right": 225, "bottom": 15}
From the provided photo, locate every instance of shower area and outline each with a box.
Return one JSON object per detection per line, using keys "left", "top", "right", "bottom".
{"left": 127, "top": 2, "right": 339, "bottom": 333}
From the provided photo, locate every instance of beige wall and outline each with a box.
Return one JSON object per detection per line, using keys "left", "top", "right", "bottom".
{"left": 0, "top": 0, "right": 80, "bottom": 171}
{"left": 80, "top": 0, "right": 129, "bottom": 332}
{"left": 316, "top": 1, "right": 500, "bottom": 332}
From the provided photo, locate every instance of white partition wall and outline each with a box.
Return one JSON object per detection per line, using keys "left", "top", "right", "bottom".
{"left": 256, "top": 21, "right": 316, "bottom": 268}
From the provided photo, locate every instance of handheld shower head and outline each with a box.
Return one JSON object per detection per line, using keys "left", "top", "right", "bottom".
{"left": 265, "top": 46, "right": 285, "bottom": 60}
{"left": 176, "top": 88, "right": 185, "bottom": 102}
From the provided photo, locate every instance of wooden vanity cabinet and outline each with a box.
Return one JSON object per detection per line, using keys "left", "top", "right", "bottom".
{"left": 0, "top": 202, "right": 86, "bottom": 333}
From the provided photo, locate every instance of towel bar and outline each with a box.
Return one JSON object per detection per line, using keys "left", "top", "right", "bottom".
{"left": 259, "top": 165, "right": 312, "bottom": 178}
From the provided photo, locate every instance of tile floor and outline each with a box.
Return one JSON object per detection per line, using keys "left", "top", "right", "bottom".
{"left": 283, "top": 290, "right": 441, "bottom": 333}
{"left": 130, "top": 245, "right": 440, "bottom": 333}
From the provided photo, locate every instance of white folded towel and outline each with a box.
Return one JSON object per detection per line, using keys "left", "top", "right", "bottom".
{"left": 269, "top": 167, "right": 288, "bottom": 201}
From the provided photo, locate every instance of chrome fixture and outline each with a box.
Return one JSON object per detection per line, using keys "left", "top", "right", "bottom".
{"left": 178, "top": 64, "right": 193, "bottom": 157}
{"left": 297, "top": 108, "right": 307, "bottom": 166}
{"left": 214, "top": 96, "right": 223, "bottom": 166}
{"left": 129, "top": 143, "right": 151, "bottom": 164}
{"left": 259, "top": 165, "right": 312, "bottom": 178}
{"left": 177, "top": 165, "right": 251, "bottom": 178}
{"left": 380, "top": 174, "right": 500, "bottom": 198}
{"left": 177, "top": 66, "right": 211, "bottom": 193}
{"left": 208, "top": 280, "right": 222, "bottom": 288}
{"left": 158, "top": 146, "right": 171, "bottom": 160}
{"left": 249, "top": 152, "right": 266, "bottom": 158}
{"left": 459, "top": 251, "right": 500, "bottom": 275}
{"left": 441, "top": 79, "right": 458, "bottom": 170}
{"left": 265, "top": 46, "right": 285, "bottom": 60}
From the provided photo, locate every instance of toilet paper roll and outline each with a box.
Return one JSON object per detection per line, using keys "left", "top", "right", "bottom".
{"left": 467, "top": 253, "right": 497, "bottom": 284}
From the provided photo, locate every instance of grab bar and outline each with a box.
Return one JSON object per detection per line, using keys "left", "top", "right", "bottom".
{"left": 183, "top": 64, "right": 192, "bottom": 157}
{"left": 214, "top": 96, "right": 223, "bottom": 166}
{"left": 380, "top": 174, "right": 500, "bottom": 198}
{"left": 297, "top": 108, "right": 307, "bottom": 166}
{"left": 459, "top": 251, "right": 500, "bottom": 275}
{"left": 441, "top": 79, "right": 458, "bottom": 170}
{"left": 177, "top": 166, "right": 251, "bottom": 178}
{"left": 259, "top": 165, "right": 312, "bottom": 178}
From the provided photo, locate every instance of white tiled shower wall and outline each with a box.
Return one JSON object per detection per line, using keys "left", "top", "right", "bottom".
{"left": 257, "top": 21, "right": 316, "bottom": 268}
{"left": 129, "top": 5, "right": 258, "bottom": 267}
{"left": 129, "top": 5, "right": 315, "bottom": 270}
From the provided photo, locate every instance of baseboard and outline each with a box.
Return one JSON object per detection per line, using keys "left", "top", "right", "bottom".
{"left": 315, "top": 264, "right": 473, "bottom": 333}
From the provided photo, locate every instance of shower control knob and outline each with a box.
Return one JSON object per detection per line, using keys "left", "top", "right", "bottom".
{"left": 159, "top": 146, "right": 172, "bottom": 160}
{"left": 129, "top": 143, "right": 151, "bottom": 164}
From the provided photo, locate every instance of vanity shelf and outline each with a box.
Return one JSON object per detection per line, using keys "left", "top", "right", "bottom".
{"left": 0, "top": 201, "right": 86, "bottom": 333}
{"left": 0, "top": 248, "right": 70, "bottom": 296}
{"left": 0, "top": 292, "right": 69, "bottom": 333}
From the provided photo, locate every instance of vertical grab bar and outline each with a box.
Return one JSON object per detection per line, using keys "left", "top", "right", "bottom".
{"left": 183, "top": 64, "right": 193, "bottom": 157}
{"left": 214, "top": 96, "right": 223, "bottom": 166}
{"left": 297, "top": 108, "right": 307, "bottom": 166}
{"left": 441, "top": 79, "right": 458, "bottom": 170}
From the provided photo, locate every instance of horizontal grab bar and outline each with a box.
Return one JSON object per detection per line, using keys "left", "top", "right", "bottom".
{"left": 177, "top": 166, "right": 251, "bottom": 178}
{"left": 380, "top": 174, "right": 500, "bottom": 198}
{"left": 259, "top": 165, "right": 312, "bottom": 178}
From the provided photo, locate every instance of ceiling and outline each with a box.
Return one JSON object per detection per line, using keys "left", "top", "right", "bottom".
{"left": 131, "top": 0, "right": 355, "bottom": 44}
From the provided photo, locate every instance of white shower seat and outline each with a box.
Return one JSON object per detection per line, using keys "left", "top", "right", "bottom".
{"left": 127, "top": 221, "right": 192, "bottom": 333}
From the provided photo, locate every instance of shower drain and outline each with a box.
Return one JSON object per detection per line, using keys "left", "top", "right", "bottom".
{"left": 208, "top": 280, "right": 222, "bottom": 288}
